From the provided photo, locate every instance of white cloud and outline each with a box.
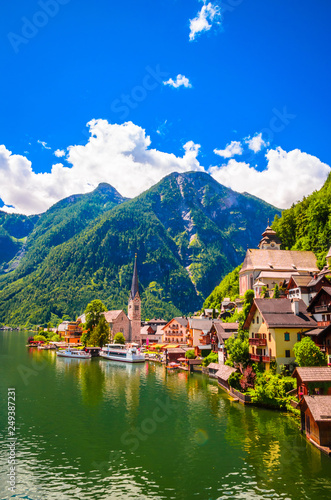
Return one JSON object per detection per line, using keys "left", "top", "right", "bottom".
{"left": 54, "top": 149, "right": 66, "bottom": 158}
{"left": 37, "top": 140, "right": 51, "bottom": 150}
{"left": 163, "top": 74, "right": 192, "bottom": 89}
{"left": 214, "top": 140, "right": 243, "bottom": 158}
{"left": 0, "top": 120, "right": 203, "bottom": 215}
{"left": 209, "top": 147, "right": 331, "bottom": 209}
{"left": 189, "top": 2, "right": 221, "bottom": 41}
{"left": 245, "top": 133, "right": 268, "bottom": 153}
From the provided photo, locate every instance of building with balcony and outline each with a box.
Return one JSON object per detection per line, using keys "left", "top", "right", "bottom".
{"left": 307, "top": 286, "right": 331, "bottom": 327}
{"left": 57, "top": 320, "right": 83, "bottom": 344}
{"left": 244, "top": 298, "right": 317, "bottom": 372}
{"left": 162, "top": 317, "right": 188, "bottom": 344}
{"left": 210, "top": 322, "right": 238, "bottom": 364}
{"left": 286, "top": 274, "right": 330, "bottom": 306}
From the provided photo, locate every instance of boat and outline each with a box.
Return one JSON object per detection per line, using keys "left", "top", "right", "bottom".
{"left": 56, "top": 348, "right": 91, "bottom": 359}
{"left": 166, "top": 362, "right": 180, "bottom": 370}
{"left": 100, "top": 344, "right": 145, "bottom": 363}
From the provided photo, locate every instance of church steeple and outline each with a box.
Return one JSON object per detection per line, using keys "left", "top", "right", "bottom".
{"left": 130, "top": 253, "right": 140, "bottom": 300}
{"left": 128, "top": 254, "right": 141, "bottom": 343}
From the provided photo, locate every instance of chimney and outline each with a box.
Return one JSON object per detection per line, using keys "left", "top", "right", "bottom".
{"left": 291, "top": 298, "right": 300, "bottom": 315}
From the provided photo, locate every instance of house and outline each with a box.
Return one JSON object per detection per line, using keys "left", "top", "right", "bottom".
{"left": 239, "top": 225, "right": 319, "bottom": 296}
{"left": 207, "top": 363, "right": 221, "bottom": 379}
{"left": 187, "top": 318, "right": 214, "bottom": 355}
{"left": 286, "top": 273, "right": 331, "bottom": 306}
{"left": 298, "top": 396, "right": 331, "bottom": 454}
{"left": 244, "top": 298, "right": 317, "bottom": 372}
{"left": 292, "top": 367, "right": 331, "bottom": 397}
{"left": 166, "top": 347, "right": 188, "bottom": 363}
{"left": 103, "top": 310, "right": 130, "bottom": 341}
{"left": 307, "top": 286, "right": 331, "bottom": 327}
{"left": 210, "top": 322, "right": 238, "bottom": 364}
{"left": 57, "top": 320, "right": 83, "bottom": 344}
{"left": 162, "top": 317, "right": 188, "bottom": 344}
{"left": 140, "top": 324, "right": 164, "bottom": 345}
{"left": 216, "top": 365, "right": 237, "bottom": 391}
{"left": 302, "top": 325, "right": 331, "bottom": 366}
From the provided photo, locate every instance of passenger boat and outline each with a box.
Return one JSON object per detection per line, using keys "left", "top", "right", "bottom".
{"left": 56, "top": 348, "right": 91, "bottom": 359}
{"left": 100, "top": 344, "right": 145, "bottom": 363}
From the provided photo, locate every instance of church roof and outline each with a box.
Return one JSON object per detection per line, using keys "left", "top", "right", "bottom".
{"left": 130, "top": 255, "right": 140, "bottom": 299}
{"left": 241, "top": 249, "right": 319, "bottom": 273}
{"left": 103, "top": 310, "right": 125, "bottom": 322}
{"left": 258, "top": 225, "right": 282, "bottom": 247}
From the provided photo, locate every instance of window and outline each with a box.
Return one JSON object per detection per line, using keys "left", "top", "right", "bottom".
{"left": 257, "top": 316, "right": 259, "bottom": 324}
{"left": 252, "top": 319, "right": 255, "bottom": 324}
{"left": 297, "top": 333, "right": 301, "bottom": 342}
{"left": 269, "top": 333, "right": 271, "bottom": 342}
{"left": 135, "top": 306, "right": 139, "bottom": 311}
{"left": 284, "top": 332, "right": 290, "bottom": 341}
{"left": 285, "top": 350, "right": 291, "bottom": 358}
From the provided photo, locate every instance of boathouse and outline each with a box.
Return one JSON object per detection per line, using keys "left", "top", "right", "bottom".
{"left": 292, "top": 367, "right": 331, "bottom": 397}
{"left": 298, "top": 396, "right": 331, "bottom": 454}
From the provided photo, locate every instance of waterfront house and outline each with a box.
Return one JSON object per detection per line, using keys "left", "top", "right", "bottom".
{"left": 162, "top": 317, "right": 188, "bottom": 344}
{"left": 216, "top": 365, "right": 237, "bottom": 391}
{"left": 292, "top": 367, "right": 331, "bottom": 397}
{"left": 57, "top": 320, "right": 83, "bottom": 344}
{"left": 298, "top": 396, "right": 331, "bottom": 454}
{"left": 207, "top": 362, "right": 221, "bottom": 378}
{"left": 239, "top": 225, "right": 319, "bottom": 296}
{"left": 210, "top": 322, "right": 238, "bottom": 364}
{"left": 244, "top": 298, "right": 317, "bottom": 372}
{"left": 187, "top": 317, "right": 214, "bottom": 348}
{"left": 140, "top": 324, "right": 164, "bottom": 345}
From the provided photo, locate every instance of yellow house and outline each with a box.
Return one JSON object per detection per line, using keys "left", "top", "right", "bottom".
{"left": 244, "top": 298, "right": 318, "bottom": 372}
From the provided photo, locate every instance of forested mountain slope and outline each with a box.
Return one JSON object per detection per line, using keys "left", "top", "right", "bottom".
{"left": 0, "top": 172, "right": 280, "bottom": 326}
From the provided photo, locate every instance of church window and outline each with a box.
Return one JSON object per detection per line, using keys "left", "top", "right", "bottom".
{"left": 135, "top": 306, "right": 139, "bottom": 311}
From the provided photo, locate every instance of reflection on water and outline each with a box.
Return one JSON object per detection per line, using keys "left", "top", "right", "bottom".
{"left": 0, "top": 332, "right": 331, "bottom": 500}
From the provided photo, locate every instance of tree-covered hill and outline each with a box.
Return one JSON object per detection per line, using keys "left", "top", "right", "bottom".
{"left": 0, "top": 212, "right": 38, "bottom": 271}
{"left": 0, "top": 171, "right": 280, "bottom": 326}
{"left": 272, "top": 172, "right": 331, "bottom": 268}
{"left": 204, "top": 172, "right": 331, "bottom": 312}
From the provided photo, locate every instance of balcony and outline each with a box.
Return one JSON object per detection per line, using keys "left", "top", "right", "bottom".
{"left": 250, "top": 354, "right": 261, "bottom": 362}
{"left": 317, "top": 321, "right": 331, "bottom": 328}
{"left": 249, "top": 338, "right": 267, "bottom": 346}
{"left": 315, "top": 304, "right": 331, "bottom": 313}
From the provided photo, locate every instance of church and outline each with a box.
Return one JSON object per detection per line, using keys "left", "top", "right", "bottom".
{"left": 239, "top": 225, "right": 319, "bottom": 297}
{"left": 102, "top": 255, "right": 141, "bottom": 343}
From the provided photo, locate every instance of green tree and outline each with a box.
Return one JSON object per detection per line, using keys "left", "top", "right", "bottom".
{"left": 202, "top": 351, "right": 218, "bottom": 366}
{"left": 90, "top": 315, "right": 110, "bottom": 347}
{"left": 81, "top": 331, "right": 90, "bottom": 347}
{"left": 185, "top": 349, "right": 196, "bottom": 359}
{"left": 33, "top": 334, "right": 47, "bottom": 342}
{"left": 273, "top": 284, "right": 280, "bottom": 298}
{"left": 51, "top": 334, "right": 61, "bottom": 342}
{"left": 84, "top": 300, "right": 107, "bottom": 331}
{"left": 293, "top": 337, "right": 327, "bottom": 366}
{"left": 113, "top": 332, "right": 126, "bottom": 344}
{"left": 225, "top": 330, "right": 250, "bottom": 371}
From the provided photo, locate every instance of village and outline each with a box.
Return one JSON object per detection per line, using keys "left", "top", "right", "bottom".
{"left": 30, "top": 225, "right": 331, "bottom": 457}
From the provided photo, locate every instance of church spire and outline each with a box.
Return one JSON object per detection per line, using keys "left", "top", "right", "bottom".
{"left": 130, "top": 254, "right": 139, "bottom": 299}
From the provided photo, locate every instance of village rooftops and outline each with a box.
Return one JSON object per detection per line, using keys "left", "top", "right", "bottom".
{"left": 244, "top": 298, "right": 317, "bottom": 329}
{"left": 241, "top": 249, "right": 319, "bottom": 273}
{"left": 188, "top": 318, "right": 214, "bottom": 330}
{"left": 299, "top": 396, "right": 331, "bottom": 422}
{"left": 292, "top": 367, "right": 331, "bottom": 383}
{"left": 307, "top": 286, "right": 331, "bottom": 312}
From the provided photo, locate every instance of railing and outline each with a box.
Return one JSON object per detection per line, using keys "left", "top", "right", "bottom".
{"left": 262, "top": 355, "right": 271, "bottom": 362}
{"left": 250, "top": 354, "right": 260, "bottom": 361}
{"left": 317, "top": 321, "right": 331, "bottom": 327}
{"left": 315, "top": 305, "right": 331, "bottom": 312}
{"left": 249, "top": 338, "right": 267, "bottom": 346}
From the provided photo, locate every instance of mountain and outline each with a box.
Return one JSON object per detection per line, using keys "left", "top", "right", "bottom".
{"left": 0, "top": 183, "right": 127, "bottom": 277}
{"left": 0, "top": 172, "right": 281, "bottom": 326}
{"left": 0, "top": 212, "right": 38, "bottom": 272}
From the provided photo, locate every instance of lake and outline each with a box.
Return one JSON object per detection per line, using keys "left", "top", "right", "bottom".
{"left": 0, "top": 331, "right": 331, "bottom": 500}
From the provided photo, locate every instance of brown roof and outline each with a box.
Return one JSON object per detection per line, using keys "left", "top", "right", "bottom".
{"left": 188, "top": 318, "right": 214, "bottom": 330}
{"left": 300, "top": 396, "right": 331, "bottom": 422}
{"left": 248, "top": 298, "right": 317, "bottom": 329}
{"left": 293, "top": 367, "right": 331, "bottom": 383}
{"left": 103, "top": 310, "right": 125, "bottom": 322}
{"left": 307, "top": 287, "right": 331, "bottom": 312}
{"left": 287, "top": 274, "right": 314, "bottom": 288}
{"left": 216, "top": 365, "right": 237, "bottom": 382}
{"left": 213, "top": 323, "right": 236, "bottom": 343}
{"left": 241, "top": 249, "right": 319, "bottom": 273}
{"left": 163, "top": 317, "right": 188, "bottom": 330}
{"left": 208, "top": 363, "right": 221, "bottom": 371}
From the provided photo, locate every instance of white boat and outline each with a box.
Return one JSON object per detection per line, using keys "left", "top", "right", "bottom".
{"left": 100, "top": 344, "right": 145, "bottom": 363}
{"left": 56, "top": 348, "right": 91, "bottom": 359}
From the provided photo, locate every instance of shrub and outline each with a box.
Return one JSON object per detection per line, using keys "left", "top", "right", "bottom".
{"left": 228, "top": 372, "right": 241, "bottom": 390}
{"left": 202, "top": 352, "right": 218, "bottom": 367}
{"left": 185, "top": 349, "right": 196, "bottom": 359}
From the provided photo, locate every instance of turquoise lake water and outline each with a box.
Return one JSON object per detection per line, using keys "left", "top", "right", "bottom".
{"left": 0, "top": 331, "right": 331, "bottom": 500}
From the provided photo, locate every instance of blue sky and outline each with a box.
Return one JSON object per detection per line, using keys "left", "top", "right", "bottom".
{"left": 0, "top": 0, "right": 330, "bottom": 214}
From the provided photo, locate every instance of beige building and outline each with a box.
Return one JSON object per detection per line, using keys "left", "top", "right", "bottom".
{"left": 103, "top": 310, "right": 130, "bottom": 341}
{"left": 162, "top": 317, "right": 188, "bottom": 344}
{"left": 239, "top": 225, "right": 319, "bottom": 296}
